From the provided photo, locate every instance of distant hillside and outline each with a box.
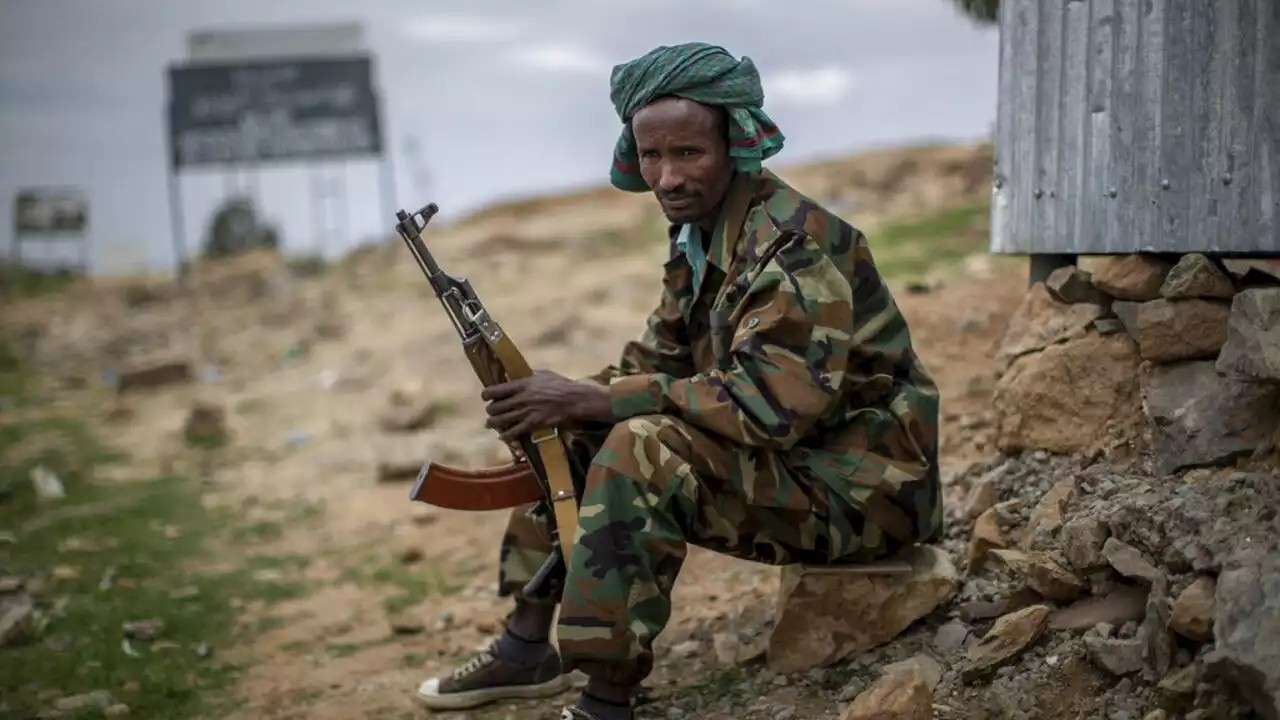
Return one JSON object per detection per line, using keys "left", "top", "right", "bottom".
{"left": 446, "top": 142, "right": 994, "bottom": 245}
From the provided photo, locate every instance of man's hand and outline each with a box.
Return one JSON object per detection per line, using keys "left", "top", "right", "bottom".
{"left": 481, "top": 370, "right": 614, "bottom": 443}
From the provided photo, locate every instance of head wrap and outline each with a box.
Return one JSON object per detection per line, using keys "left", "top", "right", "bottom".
{"left": 608, "top": 42, "right": 785, "bottom": 192}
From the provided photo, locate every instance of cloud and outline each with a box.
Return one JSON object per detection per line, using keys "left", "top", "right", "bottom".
{"left": 764, "top": 66, "right": 857, "bottom": 107}
{"left": 400, "top": 14, "right": 524, "bottom": 44}
{"left": 510, "top": 42, "right": 609, "bottom": 76}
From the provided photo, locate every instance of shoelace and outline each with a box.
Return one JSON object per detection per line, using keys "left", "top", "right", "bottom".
{"left": 450, "top": 646, "right": 496, "bottom": 680}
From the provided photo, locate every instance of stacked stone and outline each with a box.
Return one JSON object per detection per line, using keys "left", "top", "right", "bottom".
{"left": 991, "top": 252, "right": 1280, "bottom": 476}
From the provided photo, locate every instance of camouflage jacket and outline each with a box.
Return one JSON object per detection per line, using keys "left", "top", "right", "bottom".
{"left": 590, "top": 168, "right": 942, "bottom": 543}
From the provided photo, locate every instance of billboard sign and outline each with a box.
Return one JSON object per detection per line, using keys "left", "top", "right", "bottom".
{"left": 14, "top": 188, "right": 88, "bottom": 235}
{"left": 167, "top": 56, "right": 383, "bottom": 168}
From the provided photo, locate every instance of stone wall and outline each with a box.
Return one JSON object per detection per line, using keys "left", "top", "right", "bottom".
{"left": 992, "top": 253, "right": 1280, "bottom": 475}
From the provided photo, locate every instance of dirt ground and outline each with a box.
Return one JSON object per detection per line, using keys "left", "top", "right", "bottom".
{"left": 5, "top": 143, "right": 1040, "bottom": 719}
{"left": 100, "top": 260, "right": 1023, "bottom": 720}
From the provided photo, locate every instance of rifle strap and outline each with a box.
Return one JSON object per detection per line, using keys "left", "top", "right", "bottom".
{"left": 487, "top": 333, "right": 580, "bottom": 567}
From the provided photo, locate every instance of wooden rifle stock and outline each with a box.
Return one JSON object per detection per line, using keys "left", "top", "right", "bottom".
{"left": 409, "top": 460, "right": 544, "bottom": 511}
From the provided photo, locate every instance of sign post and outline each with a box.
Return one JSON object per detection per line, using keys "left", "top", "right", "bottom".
{"left": 11, "top": 187, "right": 91, "bottom": 274}
{"left": 164, "top": 23, "right": 394, "bottom": 271}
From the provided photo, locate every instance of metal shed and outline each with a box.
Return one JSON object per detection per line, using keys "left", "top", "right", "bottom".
{"left": 990, "top": 0, "right": 1279, "bottom": 280}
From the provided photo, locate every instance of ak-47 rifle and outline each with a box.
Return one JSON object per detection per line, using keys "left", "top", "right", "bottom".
{"left": 393, "top": 203, "right": 580, "bottom": 599}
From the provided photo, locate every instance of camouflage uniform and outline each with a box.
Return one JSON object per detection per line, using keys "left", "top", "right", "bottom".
{"left": 496, "top": 168, "right": 942, "bottom": 686}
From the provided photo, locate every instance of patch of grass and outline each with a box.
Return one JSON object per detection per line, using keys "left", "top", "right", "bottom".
{"left": 340, "top": 555, "right": 465, "bottom": 615}
{"left": 231, "top": 520, "right": 284, "bottom": 543}
{"left": 0, "top": 263, "right": 80, "bottom": 299}
{"left": 661, "top": 666, "right": 752, "bottom": 712}
{"left": 0, "top": 346, "right": 291, "bottom": 719}
{"left": 868, "top": 202, "right": 991, "bottom": 280}
{"left": 325, "top": 635, "right": 396, "bottom": 658}
{"left": 0, "top": 459, "right": 245, "bottom": 718}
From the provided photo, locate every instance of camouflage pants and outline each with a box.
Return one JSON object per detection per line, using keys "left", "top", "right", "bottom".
{"left": 495, "top": 414, "right": 906, "bottom": 686}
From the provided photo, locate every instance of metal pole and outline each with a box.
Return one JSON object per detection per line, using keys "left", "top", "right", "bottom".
{"left": 163, "top": 98, "right": 192, "bottom": 283}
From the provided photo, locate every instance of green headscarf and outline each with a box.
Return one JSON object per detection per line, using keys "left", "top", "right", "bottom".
{"left": 608, "top": 42, "right": 786, "bottom": 193}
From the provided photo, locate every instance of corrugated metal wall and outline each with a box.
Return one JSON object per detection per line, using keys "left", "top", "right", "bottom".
{"left": 990, "top": 0, "right": 1279, "bottom": 255}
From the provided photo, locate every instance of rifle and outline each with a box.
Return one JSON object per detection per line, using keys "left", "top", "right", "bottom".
{"left": 392, "top": 203, "right": 580, "bottom": 599}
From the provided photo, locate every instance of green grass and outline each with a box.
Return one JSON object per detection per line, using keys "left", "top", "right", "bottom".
{"left": 0, "top": 340, "right": 296, "bottom": 719}
{"left": 868, "top": 202, "right": 991, "bottom": 280}
{"left": 0, "top": 263, "right": 81, "bottom": 299}
{"left": 340, "top": 553, "right": 467, "bottom": 615}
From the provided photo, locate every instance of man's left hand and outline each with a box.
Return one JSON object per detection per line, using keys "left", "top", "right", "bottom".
{"left": 481, "top": 370, "right": 613, "bottom": 443}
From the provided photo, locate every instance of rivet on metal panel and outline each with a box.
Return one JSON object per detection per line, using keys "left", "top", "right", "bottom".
{"left": 1033, "top": 188, "right": 1043, "bottom": 199}
{"left": 1107, "top": 187, "right": 1117, "bottom": 198}
{"left": 1222, "top": 173, "right": 1233, "bottom": 186}
{"left": 1161, "top": 179, "right": 1171, "bottom": 190}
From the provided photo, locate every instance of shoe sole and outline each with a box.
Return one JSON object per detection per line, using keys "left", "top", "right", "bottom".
{"left": 415, "top": 674, "right": 573, "bottom": 710}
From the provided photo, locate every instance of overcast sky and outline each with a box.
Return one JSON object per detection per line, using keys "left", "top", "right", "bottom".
{"left": 0, "top": 0, "right": 999, "bottom": 276}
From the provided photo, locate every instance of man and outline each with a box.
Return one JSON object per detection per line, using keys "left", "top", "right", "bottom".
{"left": 416, "top": 42, "right": 942, "bottom": 720}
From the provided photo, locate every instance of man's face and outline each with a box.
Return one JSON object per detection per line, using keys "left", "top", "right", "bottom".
{"left": 632, "top": 97, "right": 734, "bottom": 226}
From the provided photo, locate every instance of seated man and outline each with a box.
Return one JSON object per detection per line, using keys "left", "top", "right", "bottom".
{"left": 416, "top": 42, "right": 943, "bottom": 720}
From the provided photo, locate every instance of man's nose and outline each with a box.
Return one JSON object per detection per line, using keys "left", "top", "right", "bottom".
{"left": 657, "top": 163, "right": 684, "bottom": 192}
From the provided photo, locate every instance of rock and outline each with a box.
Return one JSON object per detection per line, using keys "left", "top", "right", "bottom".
{"left": 957, "top": 588, "right": 1043, "bottom": 623}
{"left": 1061, "top": 516, "right": 1110, "bottom": 571}
{"left": 1093, "top": 254, "right": 1175, "bottom": 301}
{"left": 1216, "top": 288, "right": 1280, "bottom": 382}
{"left": 994, "top": 284, "right": 1106, "bottom": 366}
{"left": 1092, "top": 317, "right": 1125, "bottom": 335}
{"left": 398, "top": 544, "right": 424, "bottom": 564}
{"left": 1112, "top": 300, "right": 1143, "bottom": 340}
{"left": 105, "top": 704, "right": 131, "bottom": 717}
{"left": 388, "top": 615, "right": 425, "bottom": 634}
{"left": 1205, "top": 557, "right": 1280, "bottom": 719}
{"left": 1143, "top": 360, "right": 1280, "bottom": 475}
{"left": 1049, "top": 586, "right": 1148, "bottom": 631}
{"left": 1139, "top": 575, "right": 1175, "bottom": 678}
{"left": 962, "top": 474, "right": 998, "bottom": 519}
{"left": 122, "top": 618, "right": 164, "bottom": 641}
{"left": 377, "top": 397, "right": 442, "bottom": 434}
{"left": 0, "top": 576, "right": 23, "bottom": 594}
{"left": 960, "top": 605, "right": 1051, "bottom": 680}
{"left": 881, "top": 654, "right": 943, "bottom": 691}
{"left": 932, "top": 619, "right": 970, "bottom": 655}
{"left": 989, "top": 549, "right": 1087, "bottom": 602}
{"left": 1135, "top": 298, "right": 1231, "bottom": 362}
{"left": 768, "top": 545, "right": 958, "bottom": 674}
{"left": 1169, "top": 576, "right": 1216, "bottom": 642}
{"left": 0, "top": 599, "right": 39, "bottom": 647}
{"left": 1020, "top": 476, "right": 1079, "bottom": 550}
{"left": 670, "top": 640, "right": 702, "bottom": 659}
{"left": 1046, "top": 266, "right": 1111, "bottom": 305}
{"left": 967, "top": 507, "right": 1007, "bottom": 571}
{"left": 376, "top": 455, "right": 426, "bottom": 483}
{"left": 183, "top": 401, "right": 228, "bottom": 446}
{"left": 993, "top": 333, "right": 1142, "bottom": 455}
{"left": 115, "top": 357, "right": 193, "bottom": 394}
{"left": 1160, "top": 254, "right": 1237, "bottom": 300}
{"left": 1084, "top": 631, "right": 1146, "bottom": 676}
{"left": 1157, "top": 664, "right": 1199, "bottom": 697}
{"left": 51, "top": 690, "right": 117, "bottom": 714}
{"left": 841, "top": 666, "right": 934, "bottom": 720}
{"left": 1102, "top": 538, "right": 1163, "bottom": 584}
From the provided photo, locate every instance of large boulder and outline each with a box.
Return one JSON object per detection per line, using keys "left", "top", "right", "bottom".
{"left": 1216, "top": 288, "right": 1280, "bottom": 382}
{"left": 1205, "top": 556, "right": 1280, "bottom": 720}
{"left": 1142, "top": 360, "right": 1280, "bottom": 475}
{"left": 768, "top": 546, "right": 958, "bottom": 674}
{"left": 993, "top": 332, "right": 1143, "bottom": 455}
